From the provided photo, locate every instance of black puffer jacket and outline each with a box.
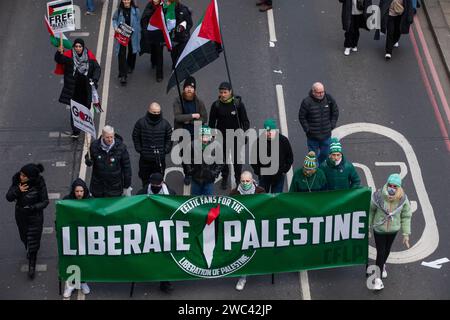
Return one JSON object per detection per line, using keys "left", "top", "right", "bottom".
{"left": 55, "top": 50, "right": 101, "bottom": 106}
{"left": 298, "top": 91, "right": 339, "bottom": 141}
{"left": 208, "top": 96, "right": 250, "bottom": 134}
{"left": 185, "top": 141, "right": 223, "bottom": 185}
{"left": 172, "top": 3, "right": 193, "bottom": 43}
{"left": 339, "top": 0, "right": 373, "bottom": 31}
{"left": 251, "top": 134, "right": 294, "bottom": 177}
{"left": 63, "top": 178, "right": 91, "bottom": 200}
{"left": 379, "top": 0, "right": 414, "bottom": 34}
{"left": 86, "top": 134, "right": 132, "bottom": 198}
{"left": 6, "top": 173, "right": 49, "bottom": 215}
{"left": 132, "top": 112, "right": 173, "bottom": 162}
{"left": 140, "top": 3, "right": 164, "bottom": 54}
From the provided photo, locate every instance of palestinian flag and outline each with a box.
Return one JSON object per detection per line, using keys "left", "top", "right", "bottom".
{"left": 148, "top": 5, "right": 172, "bottom": 51}
{"left": 166, "top": 0, "right": 223, "bottom": 93}
{"left": 47, "top": 0, "right": 73, "bottom": 17}
{"left": 163, "top": 1, "right": 176, "bottom": 32}
{"left": 45, "top": 15, "right": 72, "bottom": 49}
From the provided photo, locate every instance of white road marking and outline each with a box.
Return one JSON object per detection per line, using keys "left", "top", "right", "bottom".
{"left": 49, "top": 132, "right": 60, "bottom": 138}
{"left": 267, "top": 9, "right": 277, "bottom": 43}
{"left": 78, "top": 0, "right": 111, "bottom": 181}
{"left": 353, "top": 163, "right": 375, "bottom": 193}
{"left": 421, "top": 258, "right": 449, "bottom": 269}
{"left": 273, "top": 70, "right": 283, "bottom": 74}
{"left": 69, "top": 32, "right": 90, "bottom": 37}
{"left": 334, "top": 123, "right": 439, "bottom": 263}
{"left": 48, "top": 193, "right": 61, "bottom": 200}
{"left": 55, "top": 161, "right": 67, "bottom": 167}
{"left": 43, "top": 227, "right": 54, "bottom": 234}
{"left": 275, "top": 84, "right": 310, "bottom": 300}
{"left": 21, "top": 264, "right": 47, "bottom": 272}
{"left": 77, "top": 289, "right": 86, "bottom": 300}
{"left": 375, "top": 162, "right": 408, "bottom": 180}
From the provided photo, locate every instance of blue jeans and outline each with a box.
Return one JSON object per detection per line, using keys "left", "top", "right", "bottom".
{"left": 191, "top": 181, "right": 214, "bottom": 196}
{"left": 259, "top": 174, "right": 285, "bottom": 193}
{"left": 86, "top": 0, "right": 95, "bottom": 12}
{"left": 307, "top": 137, "right": 331, "bottom": 166}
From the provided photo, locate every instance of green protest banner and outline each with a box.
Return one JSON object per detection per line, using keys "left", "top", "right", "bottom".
{"left": 56, "top": 188, "right": 371, "bottom": 282}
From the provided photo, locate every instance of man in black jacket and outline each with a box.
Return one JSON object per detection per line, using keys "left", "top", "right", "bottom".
{"left": 298, "top": 82, "right": 339, "bottom": 166}
{"left": 132, "top": 102, "right": 173, "bottom": 187}
{"left": 167, "top": 0, "right": 193, "bottom": 68}
{"left": 209, "top": 82, "right": 250, "bottom": 189}
{"left": 86, "top": 125, "right": 132, "bottom": 198}
{"left": 251, "top": 119, "right": 293, "bottom": 193}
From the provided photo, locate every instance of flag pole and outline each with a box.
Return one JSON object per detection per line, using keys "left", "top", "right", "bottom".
{"left": 173, "top": 60, "right": 185, "bottom": 113}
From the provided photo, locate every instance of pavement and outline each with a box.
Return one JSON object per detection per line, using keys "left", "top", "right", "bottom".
{"left": 0, "top": 0, "right": 449, "bottom": 300}
{"left": 422, "top": 0, "right": 450, "bottom": 77}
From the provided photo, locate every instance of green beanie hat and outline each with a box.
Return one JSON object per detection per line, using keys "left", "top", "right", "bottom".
{"left": 263, "top": 118, "right": 277, "bottom": 130}
{"left": 387, "top": 173, "right": 402, "bottom": 187}
{"left": 329, "top": 137, "right": 342, "bottom": 154}
{"left": 304, "top": 151, "right": 317, "bottom": 170}
{"left": 200, "top": 125, "right": 211, "bottom": 136}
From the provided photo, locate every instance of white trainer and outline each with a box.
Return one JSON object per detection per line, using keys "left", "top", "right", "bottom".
{"left": 63, "top": 284, "right": 75, "bottom": 298}
{"left": 352, "top": 47, "right": 358, "bottom": 52}
{"left": 81, "top": 283, "right": 91, "bottom": 295}
{"left": 385, "top": 53, "right": 392, "bottom": 60}
{"left": 344, "top": 48, "right": 351, "bottom": 56}
{"left": 373, "top": 278, "right": 384, "bottom": 290}
{"left": 382, "top": 265, "right": 387, "bottom": 279}
{"left": 235, "top": 276, "right": 247, "bottom": 291}
{"left": 394, "top": 42, "right": 399, "bottom": 48}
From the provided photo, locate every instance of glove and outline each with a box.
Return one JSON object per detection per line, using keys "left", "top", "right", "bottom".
{"left": 85, "top": 154, "right": 93, "bottom": 167}
{"left": 122, "top": 187, "right": 133, "bottom": 197}
{"left": 403, "top": 235, "right": 410, "bottom": 248}
{"left": 177, "top": 21, "right": 187, "bottom": 33}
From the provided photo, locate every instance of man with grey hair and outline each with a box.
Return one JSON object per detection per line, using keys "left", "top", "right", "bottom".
{"left": 132, "top": 102, "right": 173, "bottom": 187}
{"left": 85, "top": 125, "right": 132, "bottom": 197}
{"left": 298, "top": 82, "right": 339, "bottom": 165}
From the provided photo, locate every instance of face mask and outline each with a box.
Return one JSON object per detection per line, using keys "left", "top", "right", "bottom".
{"left": 332, "top": 158, "right": 342, "bottom": 166}
{"left": 149, "top": 113, "right": 161, "bottom": 121}
{"left": 202, "top": 142, "right": 208, "bottom": 150}
{"left": 151, "top": 185, "right": 162, "bottom": 194}
{"left": 387, "top": 187, "right": 397, "bottom": 196}
{"left": 241, "top": 182, "right": 253, "bottom": 191}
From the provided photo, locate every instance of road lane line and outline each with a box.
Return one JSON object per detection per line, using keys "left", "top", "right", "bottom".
{"left": 413, "top": 16, "right": 450, "bottom": 124}
{"left": 21, "top": 264, "right": 47, "bottom": 272}
{"left": 409, "top": 24, "right": 450, "bottom": 152}
{"left": 267, "top": 9, "right": 277, "bottom": 44}
{"left": 79, "top": 0, "right": 110, "bottom": 181}
{"left": 48, "top": 193, "right": 61, "bottom": 200}
{"left": 275, "top": 84, "right": 311, "bottom": 300}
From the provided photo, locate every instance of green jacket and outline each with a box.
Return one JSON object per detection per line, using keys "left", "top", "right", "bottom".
{"left": 320, "top": 156, "right": 361, "bottom": 190}
{"left": 369, "top": 185, "right": 412, "bottom": 235}
{"left": 289, "top": 168, "right": 327, "bottom": 192}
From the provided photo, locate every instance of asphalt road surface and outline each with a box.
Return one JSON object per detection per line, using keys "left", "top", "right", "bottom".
{"left": 0, "top": 0, "right": 449, "bottom": 300}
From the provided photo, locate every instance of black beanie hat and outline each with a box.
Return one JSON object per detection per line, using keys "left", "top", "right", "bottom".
{"left": 73, "top": 38, "right": 85, "bottom": 48}
{"left": 183, "top": 76, "right": 196, "bottom": 90}
{"left": 20, "top": 163, "right": 44, "bottom": 180}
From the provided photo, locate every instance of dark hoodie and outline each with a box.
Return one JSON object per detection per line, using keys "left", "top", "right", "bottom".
{"left": 298, "top": 91, "right": 339, "bottom": 141}
{"left": 63, "top": 178, "right": 91, "bottom": 200}
{"left": 86, "top": 133, "right": 132, "bottom": 198}
{"left": 132, "top": 112, "right": 173, "bottom": 162}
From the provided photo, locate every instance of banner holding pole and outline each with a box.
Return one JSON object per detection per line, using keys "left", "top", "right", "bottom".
{"left": 56, "top": 189, "right": 371, "bottom": 282}
{"left": 70, "top": 100, "right": 96, "bottom": 137}
{"left": 47, "top": 0, "right": 76, "bottom": 33}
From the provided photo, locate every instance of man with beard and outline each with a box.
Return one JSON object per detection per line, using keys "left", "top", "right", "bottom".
{"left": 173, "top": 76, "right": 207, "bottom": 185}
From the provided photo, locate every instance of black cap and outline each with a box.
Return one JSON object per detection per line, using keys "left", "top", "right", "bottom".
{"left": 218, "top": 82, "right": 232, "bottom": 90}
{"left": 183, "top": 76, "right": 196, "bottom": 90}
{"left": 149, "top": 172, "right": 164, "bottom": 185}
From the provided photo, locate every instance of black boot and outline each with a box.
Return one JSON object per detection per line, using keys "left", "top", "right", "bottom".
{"left": 28, "top": 255, "right": 36, "bottom": 279}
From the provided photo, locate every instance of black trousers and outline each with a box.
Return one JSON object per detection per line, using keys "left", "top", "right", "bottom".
{"left": 171, "top": 41, "right": 187, "bottom": 69}
{"left": 374, "top": 231, "right": 398, "bottom": 276}
{"left": 15, "top": 211, "right": 43, "bottom": 255}
{"left": 150, "top": 43, "right": 164, "bottom": 78}
{"left": 118, "top": 42, "right": 136, "bottom": 77}
{"left": 139, "top": 157, "right": 166, "bottom": 187}
{"left": 344, "top": 14, "right": 364, "bottom": 48}
{"left": 386, "top": 15, "right": 402, "bottom": 54}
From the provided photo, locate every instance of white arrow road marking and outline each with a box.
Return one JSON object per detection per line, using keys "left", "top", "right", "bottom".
{"left": 334, "top": 123, "right": 439, "bottom": 263}
{"left": 421, "top": 258, "right": 450, "bottom": 269}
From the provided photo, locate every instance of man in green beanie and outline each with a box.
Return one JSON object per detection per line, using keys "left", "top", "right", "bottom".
{"left": 320, "top": 137, "right": 361, "bottom": 190}
{"left": 185, "top": 125, "right": 223, "bottom": 195}
{"left": 251, "top": 118, "right": 293, "bottom": 193}
{"left": 368, "top": 173, "right": 412, "bottom": 291}
{"left": 289, "top": 151, "right": 327, "bottom": 192}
